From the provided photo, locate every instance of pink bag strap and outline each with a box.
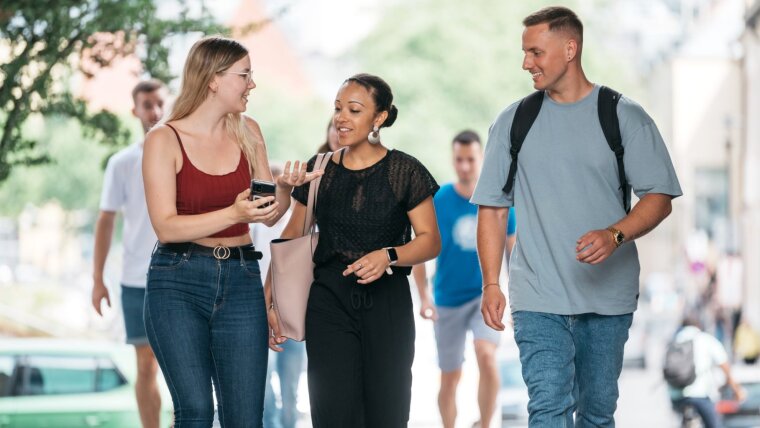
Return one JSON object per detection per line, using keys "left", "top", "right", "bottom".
{"left": 302, "top": 150, "right": 338, "bottom": 236}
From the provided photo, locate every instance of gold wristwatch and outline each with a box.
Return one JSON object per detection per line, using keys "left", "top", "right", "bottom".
{"left": 607, "top": 226, "right": 625, "bottom": 248}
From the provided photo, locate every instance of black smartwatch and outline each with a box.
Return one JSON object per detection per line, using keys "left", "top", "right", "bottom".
{"left": 384, "top": 247, "right": 398, "bottom": 265}
{"left": 384, "top": 247, "right": 398, "bottom": 275}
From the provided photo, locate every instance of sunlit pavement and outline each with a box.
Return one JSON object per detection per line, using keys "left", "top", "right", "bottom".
{"left": 288, "top": 304, "right": 682, "bottom": 428}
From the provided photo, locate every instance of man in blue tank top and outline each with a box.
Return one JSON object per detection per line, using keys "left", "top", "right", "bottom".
{"left": 413, "top": 130, "right": 515, "bottom": 428}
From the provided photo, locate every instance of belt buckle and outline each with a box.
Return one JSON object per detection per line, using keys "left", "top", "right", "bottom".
{"left": 212, "top": 246, "right": 231, "bottom": 260}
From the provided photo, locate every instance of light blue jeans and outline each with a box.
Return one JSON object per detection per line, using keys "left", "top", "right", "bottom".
{"left": 264, "top": 340, "right": 305, "bottom": 428}
{"left": 512, "top": 311, "right": 633, "bottom": 428}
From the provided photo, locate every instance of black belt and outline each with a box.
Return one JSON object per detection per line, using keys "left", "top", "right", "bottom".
{"left": 158, "top": 242, "right": 262, "bottom": 261}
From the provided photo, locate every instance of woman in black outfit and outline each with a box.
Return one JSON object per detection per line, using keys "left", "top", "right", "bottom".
{"left": 266, "top": 73, "right": 441, "bottom": 427}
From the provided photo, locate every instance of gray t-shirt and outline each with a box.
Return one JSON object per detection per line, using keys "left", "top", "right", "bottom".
{"left": 471, "top": 85, "right": 682, "bottom": 315}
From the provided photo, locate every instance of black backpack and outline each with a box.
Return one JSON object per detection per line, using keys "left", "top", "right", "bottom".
{"left": 663, "top": 339, "right": 697, "bottom": 389}
{"left": 502, "top": 86, "right": 631, "bottom": 213}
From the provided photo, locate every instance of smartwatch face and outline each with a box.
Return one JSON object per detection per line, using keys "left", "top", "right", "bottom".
{"left": 386, "top": 247, "right": 398, "bottom": 264}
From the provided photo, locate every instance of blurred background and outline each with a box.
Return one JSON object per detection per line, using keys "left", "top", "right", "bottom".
{"left": 1, "top": 0, "right": 760, "bottom": 427}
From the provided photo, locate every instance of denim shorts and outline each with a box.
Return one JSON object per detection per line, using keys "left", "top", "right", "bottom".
{"left": 434, "top": 296, "right": 501, "bottom": 372}
{"left": 121, "top": 285, "right": 148, "bottom": 346}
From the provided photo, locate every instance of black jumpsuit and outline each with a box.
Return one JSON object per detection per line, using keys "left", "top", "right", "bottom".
{"left": 292, "top": 149, "right": 439, "bottom": 428}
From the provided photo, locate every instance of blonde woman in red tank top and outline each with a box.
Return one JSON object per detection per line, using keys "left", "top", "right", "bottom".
{"left": 141, "top": 36, "right": 321, "bottom": 428}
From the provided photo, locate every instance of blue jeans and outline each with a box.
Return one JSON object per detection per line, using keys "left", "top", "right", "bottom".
{"left": 144, "top": 244, "right": 269, "bottom": 428}
{"left": 263, "top": 341, "right": 306, "bottom": 428}
{"left": 512, "top": 311, "right": 633, "bottom": 428}
{"left": 673, "top": 397, "right": 722, "bottom": 428}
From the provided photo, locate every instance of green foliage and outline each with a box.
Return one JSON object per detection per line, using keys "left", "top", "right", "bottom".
{"left": 248, "top": 87, "right": 333, "bottom": 164}
{"left": 0, "top": 0, "right": 226, "bottom": 182}
{"left": 0, "top": 116, "right": 111, "bottom": 216}
{"left": 354, "top": 0, "right": 639, "bottom": 181}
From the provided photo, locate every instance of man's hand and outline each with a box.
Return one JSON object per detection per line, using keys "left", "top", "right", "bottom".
{"left": 481, "top": 285, "right": 507, "bottom": 331}
{"left": 576, "top": 229, "right": 617, "bottom": 265}
{"left": 735, "top": 385, "right": 748, "bottom": 402}
{"left": 91, "top": 279, "right": 111, "bottom": 316}
{"left": 419, "top": 296, "right": 438, "bottom": 320}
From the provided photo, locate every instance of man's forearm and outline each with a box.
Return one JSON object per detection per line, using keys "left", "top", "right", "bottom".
{"left": 412, "top": 264, "right": 431, "bottom": 301}
{"left": 93, "top": 212, "right": 116, "bottom": 280}
{"left": 477, "top": 206, "right": 509, "bottom": 285}
{"left": 613, "top": 193, "right": 673, "bottom": 242}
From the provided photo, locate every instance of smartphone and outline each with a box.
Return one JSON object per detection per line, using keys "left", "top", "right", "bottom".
{"left": 250, "top": 179, "right": 276, "bottom": 207}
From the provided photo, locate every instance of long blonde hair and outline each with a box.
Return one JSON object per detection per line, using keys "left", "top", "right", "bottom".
{"left": 168, "top": 36, "right": 256, "bottom": 175}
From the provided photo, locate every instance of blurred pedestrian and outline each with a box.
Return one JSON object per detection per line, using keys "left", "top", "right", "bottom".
{"left": 668, "top": 316, "right": 747, "bottom": 428}
{"left": 141, "top": 35, "right": 320, "bottom": 427}
{"left": 412, "top": 130, "right": 515, "bottom": 428}
{"left": 472, "top": 6, "right": 682, "bottom": 427}
{"left": 267, "top": 73, "right": 441, "bottom": 428}
{"left": 316, "top": 118, "right": 339, "bottom": 154}
{"left": 91, "top": 79, "right": 166, "bottom": 428}
{"left": 254, "top": 162, "right": 305, "bottom": 428}
{"left": 734, "top": 318, "right": 760, "bottom": 364}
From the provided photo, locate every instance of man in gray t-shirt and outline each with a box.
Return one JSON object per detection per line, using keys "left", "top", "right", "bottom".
{"left": 471, "top": 6, "right": 681, "bottom": 427}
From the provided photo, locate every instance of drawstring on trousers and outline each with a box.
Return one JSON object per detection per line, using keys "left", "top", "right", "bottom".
{"left": 350, "top": 285, "right": 374, "bottom": 310}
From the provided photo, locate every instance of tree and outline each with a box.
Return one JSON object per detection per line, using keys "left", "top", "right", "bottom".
{"left": 354, "top": 0, "right": 638, "bottom": 180}
{"left": 0, "top": 0, "right": 226, "bottom": 183}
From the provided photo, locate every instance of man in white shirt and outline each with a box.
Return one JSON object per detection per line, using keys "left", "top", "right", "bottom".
{"left": 669, "top": 316, "right": 747, "bottom": 428}
{"left": 91, "top": 80, "right": 166, "bottom": 428}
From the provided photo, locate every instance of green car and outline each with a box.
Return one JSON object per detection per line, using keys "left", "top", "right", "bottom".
{"left": 0, "top": 338, "right": 173, "bottom": 427}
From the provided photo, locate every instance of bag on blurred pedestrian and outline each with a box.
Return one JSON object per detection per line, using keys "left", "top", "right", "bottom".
{"left": 269, "top": 151, "right": 332, "bottom": 341}
{"left": 663, "top": 339, "right": 696, "bottom": 388}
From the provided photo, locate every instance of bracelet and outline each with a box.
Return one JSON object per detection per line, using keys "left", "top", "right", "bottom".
{"left": 483, "top": 283, "right": 500, "bottom": 290}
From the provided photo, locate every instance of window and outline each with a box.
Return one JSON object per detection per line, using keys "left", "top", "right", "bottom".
{"left": 12, "top": 354, "right": 127, "bottom": 396}
{"left": 95, "top": 357, "right": 127, "bottom": 392}
{"left": 21, "top": 356, "right": 97, "bottom": 395}
{"left": 0, "top": 356, "right": 16, "bottom": 397}
{"left": 694, "top": 167, "right": 728, "bottom": 237}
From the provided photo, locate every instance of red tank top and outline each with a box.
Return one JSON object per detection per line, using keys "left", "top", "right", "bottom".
{"left": 166, "top": 123, "right": 250, "bottom": 238}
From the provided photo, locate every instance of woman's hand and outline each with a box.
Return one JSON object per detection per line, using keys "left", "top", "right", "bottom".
{"left": 267, "top": 304, "right": 287, "bottom": 352}
{"left": 343, "top": 249, "right": 390, "bottom": 285}
{"left": 230, "top": 189, "right": 280, "bottom": 224}
{"left": 276, "top": 160, "right": 324, "bottom": 189}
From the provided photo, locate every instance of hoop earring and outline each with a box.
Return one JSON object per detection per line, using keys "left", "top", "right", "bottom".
{"left": 368, "top": 126, "right": 381, "bottom": 144}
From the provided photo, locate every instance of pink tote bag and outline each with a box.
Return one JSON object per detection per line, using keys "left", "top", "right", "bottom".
{"left": 269, "top": 151, "right": 333, "bottom": 341}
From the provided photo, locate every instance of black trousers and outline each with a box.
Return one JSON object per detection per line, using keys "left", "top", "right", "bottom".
{"left": 305, "top": 262, "right": 415, "bottom": 428}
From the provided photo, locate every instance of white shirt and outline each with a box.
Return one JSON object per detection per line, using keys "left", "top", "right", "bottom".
{"left": 674, "top": 326, "right": 729, "bottom": 400}
{"left": 99, "top": 142, "right": 156, "bottom": 287}
{"left": 251, "top": 210, "right": 292, "bottom": 280}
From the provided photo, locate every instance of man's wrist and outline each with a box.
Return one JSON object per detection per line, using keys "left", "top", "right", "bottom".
{"left": 483, "top": 282, "right": 500, "bottom": 290}
{"left": 606, "top": 226, "right": 625, "bottom": 247}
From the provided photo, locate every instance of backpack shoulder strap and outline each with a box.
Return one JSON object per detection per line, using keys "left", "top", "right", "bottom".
{"left": 502, "top": 90, "right": 544, "bottom": 195}
{"left": 597, "top": 86, "right": 631, "bottom": 213}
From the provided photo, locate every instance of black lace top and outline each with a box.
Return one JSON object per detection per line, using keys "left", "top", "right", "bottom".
{"left": 292, "top": 149, "right": 439, "bottom": 272}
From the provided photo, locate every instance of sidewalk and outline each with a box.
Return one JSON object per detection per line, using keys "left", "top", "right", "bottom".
{"left": 290, "top": 293, "right": 510, "bottom": 428}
